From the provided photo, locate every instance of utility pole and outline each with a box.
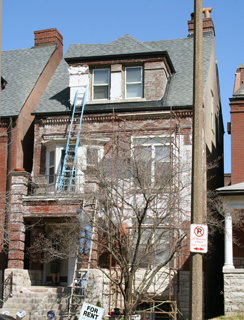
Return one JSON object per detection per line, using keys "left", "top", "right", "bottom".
{"left": 190, "top": 0, "right": 204, "bottom": 319}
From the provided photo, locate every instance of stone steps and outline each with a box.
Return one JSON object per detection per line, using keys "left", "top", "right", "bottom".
{"left": 1, "top": 286, "right": 71, "bottom": 320}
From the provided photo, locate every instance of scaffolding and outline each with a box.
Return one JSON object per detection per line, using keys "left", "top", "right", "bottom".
{"left": 101, "top": 109, "right": 184, "bottom": 317}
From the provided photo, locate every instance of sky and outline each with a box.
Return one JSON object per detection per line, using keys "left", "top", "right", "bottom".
{"left": 2, "top": 0, "right": 244, "bottom": 174}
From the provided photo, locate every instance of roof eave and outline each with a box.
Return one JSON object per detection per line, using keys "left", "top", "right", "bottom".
{"left": 32, "top": 101, "right": 193, "bottom": 117}
{"left": 64, "top": 51, "right": 176, "bottom": 74}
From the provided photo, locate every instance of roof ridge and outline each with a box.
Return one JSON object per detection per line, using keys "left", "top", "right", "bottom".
{"left": 110, "top": 34, "right": 154, "bottom": 51}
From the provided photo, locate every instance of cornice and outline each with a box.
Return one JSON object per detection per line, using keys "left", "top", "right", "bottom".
{"left": 40, "top": 110, "right": 193, "bottom": 125}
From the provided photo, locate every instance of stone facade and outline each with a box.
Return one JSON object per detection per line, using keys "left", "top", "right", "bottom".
{"left": 223, "top": 269, "right": 244, "bottom": 315}
{"left": 4, "top": 268, "right": 43, "bottom": 293}
{"left": 178, "top": 271, "right": 190, "bottom": 319}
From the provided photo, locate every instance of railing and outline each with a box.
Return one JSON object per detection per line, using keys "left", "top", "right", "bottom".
{"left": 28, "top": 175, "right": 61, "bottom": 195}
{"left": 0, "top": 272, "right": 13, "bottom": 308}
{"left": 27, "top": 174, "right": 97, "bottom": 196}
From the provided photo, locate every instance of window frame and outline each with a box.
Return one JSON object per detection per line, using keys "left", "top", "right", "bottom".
{"left": 132, "top": 136, "right": 173, "bottom": 187}
{"left": 45, "top": 142, "right": 66, "bottom": 186}
{"left": 130, "top": 223, "right": 171, "bottom": 268}
{"left": 47, "top": 149, "right": 55, "bottom": 185}
{"left": 125, "top": 66, "right": 143, "bottom": 99}
{"left": 92, "top": 68, "right": 110, "bottom": 101}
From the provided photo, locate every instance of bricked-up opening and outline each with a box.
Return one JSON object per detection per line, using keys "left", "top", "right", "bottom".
{"left": 34, "top": 28, "right": 63, "bottom": 55}
{"left": 188, "top": 7, "right": 215, "bottom": 36}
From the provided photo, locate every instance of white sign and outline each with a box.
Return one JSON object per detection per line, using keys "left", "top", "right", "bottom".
{"left": 190, "top": 224, "right": 208, "bottom": 253}
{"left": 79, "top": 302, "right": 104, "bottom": 320}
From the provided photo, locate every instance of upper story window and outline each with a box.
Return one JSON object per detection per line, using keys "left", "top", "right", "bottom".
{"left": 86, "top": 147, "right": 99, "bottom": 168}
{"left": 132, "top": 137, "right": 172, "bottom": 187}
{"left": 125, "top": 67, "right": 143, "bottom": 99}
{"left": 46, "top": 144, "right": 66, "bottom": 186}
{"left": 93, "top": 69, "right": 110, "bottom": 100}
{"left": 48, "top": 150, "right": 55, "bottom": 184}
{"left": 211, "top": 90, "right": 214, "bottom": 132}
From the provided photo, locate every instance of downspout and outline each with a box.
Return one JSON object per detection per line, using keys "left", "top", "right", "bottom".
{"left": 2, "top": 117, "right": 12, "bottom": 282}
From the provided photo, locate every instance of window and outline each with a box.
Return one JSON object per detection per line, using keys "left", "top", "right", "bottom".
{"left": 211, "top": 91, "right": 214, "bottom": 132}
{"left": 46, "top": 146, "right": 66, "bottom": 186}
{"left": 48, "top": 150, "right": 55, "bottom": 184}
{"left": 125, "top": 67, "right": 143, "bottom": 98}
{"left": 93, "top": 69, "right": 110, "bottom": 100}
{"left": 131, "top": 223, "right": 170, "bottom": 268}
{"left": 132, "top": 137, "right": 172, "bottom": 187}
{"left": 87, "top": 148, "right": 99, "bottom": 167}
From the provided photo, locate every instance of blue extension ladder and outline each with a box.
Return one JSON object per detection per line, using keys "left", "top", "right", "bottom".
{"left": 58, "top": 89, "right": 86, "bottom": 193}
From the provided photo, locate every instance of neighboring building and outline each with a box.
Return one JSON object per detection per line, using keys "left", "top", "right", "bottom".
{"left": 217, "top": 63, "right": 244, "bottom": 315}
{"left": 1, "top": 10, "right": 224, "bottom": 320}
{"left": 0, "top": 28, "right": 63, "bottom": 274}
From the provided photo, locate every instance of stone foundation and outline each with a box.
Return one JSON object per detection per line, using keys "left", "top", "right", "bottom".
{"left": 86, "top": 269, "right": 110, "bottom": 316}
{"left": 178, "top": 270, "right": 190, "bottom": 320}
{"left": 223, "top": 268, "right": 244, "bottom": 315}
{"left": 4, "top": 269, "right": 43, "bottom": 293}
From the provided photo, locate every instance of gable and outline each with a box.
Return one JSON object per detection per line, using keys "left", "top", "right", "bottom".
{"left": 1, "top": 45, "right": 56, "bottom": 117}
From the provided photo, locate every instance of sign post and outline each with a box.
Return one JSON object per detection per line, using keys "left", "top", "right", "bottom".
{"left": 190, "top": 224, "right": 208, "bottom": 253}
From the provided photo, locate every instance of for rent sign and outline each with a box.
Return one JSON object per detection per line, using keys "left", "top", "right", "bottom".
{"left": 79, "top": 302, "right": 104, "bottom": 320}
{"left": 190, "top": 224, "right": 208, "bottom": 253}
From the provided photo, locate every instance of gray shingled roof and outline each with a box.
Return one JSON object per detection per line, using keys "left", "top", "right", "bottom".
{"left": 217, "top": 182, "right": 244, "bottom": 195}
{"left": 65, "top": 34, "right": 159, "bottom": 58}
{"left": 1, "top": 45, "right": 56, "bottom": 117}
{"left": 34, "top": 32, "right": 214, "bottom": 114}
{"left": 233, "top": 83, "right": 244, "bottom": 96}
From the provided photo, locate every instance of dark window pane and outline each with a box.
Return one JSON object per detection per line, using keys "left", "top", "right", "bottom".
{"left": 94, "top": 86, "right": 108, "bottom": 99}
{"left": 94, "top": 70, "right": 109, "bottom": 85}
{"left": 49, "top": 167, "right": 54, "bottom": 184}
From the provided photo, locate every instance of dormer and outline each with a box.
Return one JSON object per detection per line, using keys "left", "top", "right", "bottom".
{"left": 65, "top": 35, "right": 175, "bottom": 106}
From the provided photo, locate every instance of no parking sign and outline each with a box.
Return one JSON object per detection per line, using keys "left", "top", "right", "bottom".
{"left": 190, "top": 224, "right": 208, "bottom": 253}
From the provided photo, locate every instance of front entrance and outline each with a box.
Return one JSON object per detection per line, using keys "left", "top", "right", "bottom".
{"left": 44, "top": 258, "right": 68, "bottom": 285}
{"left": 43, "top": 223, "right": 77, "bottom": 286}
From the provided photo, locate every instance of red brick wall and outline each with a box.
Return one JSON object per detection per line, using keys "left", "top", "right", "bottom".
{"left": 230, "top": 100, "right": 244, "bottom": 184}
{"left": 144, "top": 61, "right": 169, "bottom": 100}
{"left": 34, "top": 28, "right": 63, "bottom": 56}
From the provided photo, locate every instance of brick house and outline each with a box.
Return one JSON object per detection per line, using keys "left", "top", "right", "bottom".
{"left": 2, "top": 11, "right": 224, "bottom": 319}
{"left": 217, "top": 63, "right": 244, "bottom": 315}
{"left": 0, "top": 28, "right": 63, "bottom": 275}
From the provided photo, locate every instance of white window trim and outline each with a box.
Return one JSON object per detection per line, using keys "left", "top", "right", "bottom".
{"left": 79, "top": 145, "right": 104, "bottom": 169}
{"left": 125, "top": 66, "right": 143, "bottom": 99}
{"left": 92, "top": 68, "right": 110, "bottom": 100}
{"left": 46, "top": 143, "right": 66, "bottom": 187}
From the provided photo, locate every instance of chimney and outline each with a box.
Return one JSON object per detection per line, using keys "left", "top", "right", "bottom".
{"left": 188, "top": 7, "right": 215, "bottom": 35}
{"left": 233, "top": 65, "right": 244, "bottom": 93}
{"left": 34, "top": 28, "right": 63, "bottom": 56}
